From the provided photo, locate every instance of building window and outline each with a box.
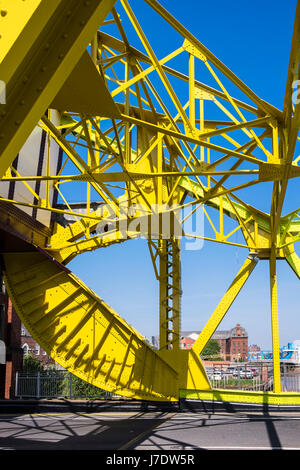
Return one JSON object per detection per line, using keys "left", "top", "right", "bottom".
{"left": 34, "top": 344, "right": 40, "bottom": 355}
{"left": 23, "top": 344, "right": 29, "bottom": 355}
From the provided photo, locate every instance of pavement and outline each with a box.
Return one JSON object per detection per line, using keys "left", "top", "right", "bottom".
{"left": 0, "top": 400, "right": 300, "bottom": 454}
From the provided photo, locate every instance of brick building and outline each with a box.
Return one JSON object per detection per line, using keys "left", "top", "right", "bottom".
{"left": 180, "top": 323, "right": 248, "bottom": 362}
{"left": 180, "top": 336, "right": 195, "bottom": 349}
{"left": 0, "top": 275, "right": 56, "bottom": 398}
{"left": 20, "top": 324, "right": 55, "bottom": 368}
{"left": 0, "top": 280, "right": 23, "bottom": 398}
{"left": 214, "top": 324, "right": 248, "bottom": 362}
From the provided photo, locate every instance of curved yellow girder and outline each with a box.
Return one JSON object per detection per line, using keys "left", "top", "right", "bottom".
{"left": 3, "top": 251, "right": 181, "bottom": 401}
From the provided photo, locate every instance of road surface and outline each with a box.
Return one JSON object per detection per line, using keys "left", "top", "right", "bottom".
{"left": 0, "top": 410, "right": 300, "bottom": 451}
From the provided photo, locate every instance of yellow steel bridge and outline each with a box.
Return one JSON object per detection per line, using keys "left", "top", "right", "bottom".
{"left": 0, "top": 0, "right": 300, "bottom": 406}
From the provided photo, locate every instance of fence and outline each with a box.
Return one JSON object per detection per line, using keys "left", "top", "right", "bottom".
{"left": 15, "top": 371, "right": 113, "bottom": 399}
{"left": 281, "top": 364, "right": 300, "bottom": 392}
{"left": 15, "top": 364, "right": 300, "bottom": 399}
{"left": 204, "top": 362, "right": 300, "bottom": 392}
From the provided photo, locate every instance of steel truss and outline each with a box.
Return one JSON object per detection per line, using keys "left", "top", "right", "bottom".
{"left": 0, "top": 0, "right": 300, "bottom": 404}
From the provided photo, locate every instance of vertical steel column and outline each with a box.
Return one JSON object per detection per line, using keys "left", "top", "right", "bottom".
{"left": 269, "top": 246, "right": 281, "bottom": 393}
{"left": 189, "top": 53, "right": 195, "bottom": 128}
{"left": 269, "top": 173, "right": 281, "bottom": 393}
{"left": 159, "top": 237, "right": 181, "bottom": 351}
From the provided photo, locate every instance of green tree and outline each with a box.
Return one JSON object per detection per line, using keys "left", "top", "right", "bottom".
{"left": 201, "top": 339, "right": 223, "bottom": 360}
{"left": 63, "top": 374, "right": 106, "bottom": 398}
{"left": 23, "top": 353, "right": 44, "bottom": 372}
{"left": 73, "top": 376, "right": 105, "bottom": 398}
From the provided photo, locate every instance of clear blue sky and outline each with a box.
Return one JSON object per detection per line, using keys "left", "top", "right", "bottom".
{"left": 69, "top": 0, "right": 299, "bottom": 350}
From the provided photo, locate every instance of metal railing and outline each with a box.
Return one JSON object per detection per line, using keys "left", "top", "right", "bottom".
{"left": 15, "top": 371, "right": 114, "bottom": 399}
{"left": 15, "top": 364, "right": 300, "bottom": 399}
{"left": 204, "top": 363, "right": 300, "bottom": 392}
{"left": 281, "top": 364, "right": 300, "bottom": 392}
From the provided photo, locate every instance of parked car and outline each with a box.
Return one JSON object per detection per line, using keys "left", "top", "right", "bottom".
{"left": 234, "top": 368, "right": 254, "bottom": 379}
{"left": 211, "top": 372, "right": 222, "bottom": 381}
{"left": 208, "top": 371, "right": 222, "bottom": 381}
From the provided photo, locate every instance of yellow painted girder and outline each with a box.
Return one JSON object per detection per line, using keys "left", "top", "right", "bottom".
{"left": 284, "top": 248, "right": 300, "bottom": 279}
{"left": 0, "top": 0, "right": 117, "bottom": 178}
{"left": 120, "top": 114, "right": 266, "bottom": 166}
{"left": 191, "top": 257, "right": 257, "bottom": 357}
{"left": 271, "top": 1, "right": 300, "bottom": 242}
{"left": 97, "top": 33, "right": 262, "bottom": 116}
{"left": 49, "top": 230, "right": 130, "bottom": 265}
{"left": 3, "top": 250, "right": 213, "bottom": 398}
{"left": 51, "top": 51, "right": 120, "bottom": 118}
{"left": 1, "top": 0, "right": 300, "bottom": 405}
{"left": 180, "top": 389, "right": 300, "bottom": 406}
{"left": 269, "top": 246, "right": 281, "bottom": 393}
{"left": 31, "top": 160, "right": 297, "bottom": 186}
{"left": 143, "top": 0, "right": 283, "bottom": 121}
{"left": 3, "top": 251, "right": 178, "bottom": 401}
